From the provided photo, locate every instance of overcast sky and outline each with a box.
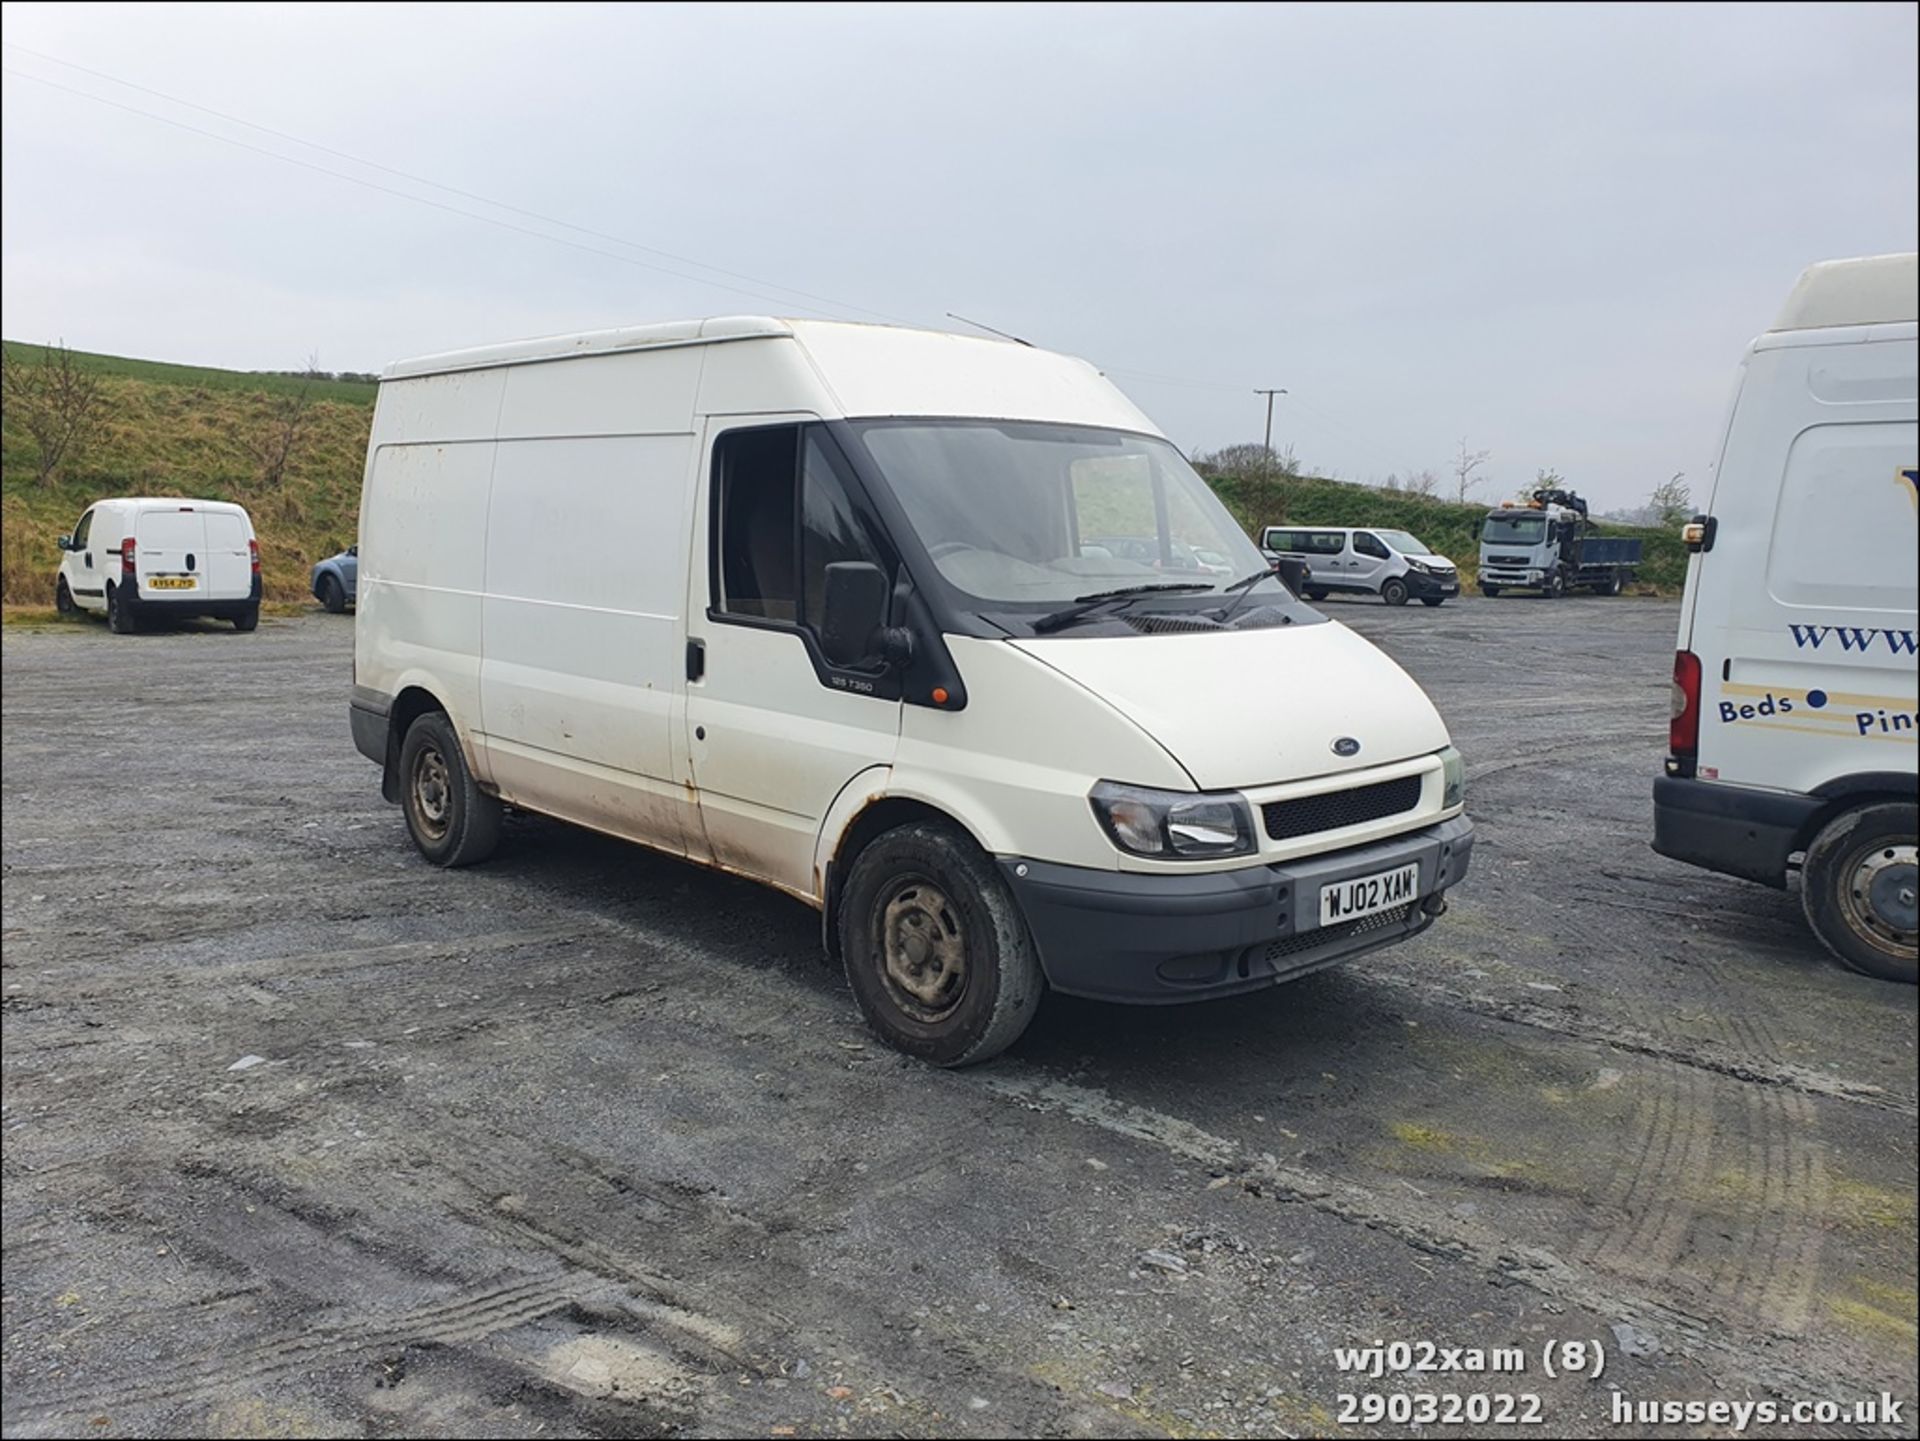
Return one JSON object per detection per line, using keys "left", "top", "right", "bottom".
{"left": 3, "top": 2, "right": 1915, "bottom": 510}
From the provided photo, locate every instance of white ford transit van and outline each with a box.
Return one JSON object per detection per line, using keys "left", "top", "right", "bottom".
{"left": 1655, "top": 254, "right": 1917, "bottom": 983}
{"left": 54, "top": 497, "right": 262, "bottom": 632}
{"left": 1261, "top": 526, "right": 1460, "bottom": 606}
{"left": 351, "top": 319, "right": 1474, "bottom": 1063}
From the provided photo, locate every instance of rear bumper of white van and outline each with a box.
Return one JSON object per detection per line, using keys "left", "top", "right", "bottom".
{"left": 1652, "top": 775, "right": 1819, "bottom": 888}
{"left": 1001, "top": 816, "right": 1474, "bottom": 1004}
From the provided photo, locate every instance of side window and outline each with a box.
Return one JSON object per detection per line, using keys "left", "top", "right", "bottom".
{"left": 801, "top": 433, "right": 886, "bottom": 634}
{"left": 1266, "top": 530, "right": 1297, "bottom": 552}
{"left": 72, "top": 509, "right": 94, "bottom": 547}
{"left": 1354, "top": 531, "right": 1390, "bottom": 559}
{"left": 715, "top": 427, "right": 800, "bottom": 621}
{"left": 1305, "top": 531, "right": 1345, "bottom": 556}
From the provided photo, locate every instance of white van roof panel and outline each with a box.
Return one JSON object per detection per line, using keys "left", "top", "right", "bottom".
{"left": 1770, "top": 253, "right": 1918, "bottom": 332}
{"left": 384, "top": 316, "right": 794, "bottom": 380}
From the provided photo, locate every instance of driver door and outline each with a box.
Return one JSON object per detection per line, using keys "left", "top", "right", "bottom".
{"left": 63, "top": 507, "right": 104, "bottom": 612}
{"left": 1347, "top": 530, "right": 1392, "bottom": 591}
{"left": 684, "top": 419, "right": 902, "bottom": 899}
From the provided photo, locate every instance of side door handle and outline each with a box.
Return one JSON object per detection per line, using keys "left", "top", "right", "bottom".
{"left": 685, "top": 638, "right": 706, "bottom": 682}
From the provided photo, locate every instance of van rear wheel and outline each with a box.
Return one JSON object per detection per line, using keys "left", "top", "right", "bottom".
{"left": 1801, "top": 802, "right": 1917, "bottom": 983}
{"left": 232, "top": 606, "right": 259, "bottom": 632}
{"left": 838, "top": 822, "right": 1043, "bottom": 1067}
{"left": 107, "top": 584, "right": 136, "bottom": 634}
{"left": 399, "top": 712, "right": 502, "bottom": 867}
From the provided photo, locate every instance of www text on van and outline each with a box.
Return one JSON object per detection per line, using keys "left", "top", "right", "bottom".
{"left": 350, "top": 318, "right": 1474, "bottom": 1062}
{"left": 1656, "top": 253, "right": 1917, "bottom": 982}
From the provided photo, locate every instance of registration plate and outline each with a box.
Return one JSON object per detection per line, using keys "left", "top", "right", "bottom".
{"left": 148, "top": 576, "right": 197, "bottom": 590}
{"left": 1319, "top": 862, "right": 1419, "bottom": 927}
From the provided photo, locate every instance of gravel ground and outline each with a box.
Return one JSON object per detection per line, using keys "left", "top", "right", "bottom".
{"left": 3, "top": 596, "right": 1914, "bottom": 1439}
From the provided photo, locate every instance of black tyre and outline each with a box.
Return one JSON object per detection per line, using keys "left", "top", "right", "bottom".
{"left": 398, "top": 711, "right": 502, "bottom": 867}
{"left": 1305, "top": 586, "right": 1330, "bottom": 602}
{"left": 319, "top": 574, "right": 347, "bottom": 614}
{"left": 107, "top": 584, "right": 136, "bottom": 634}
{"left": 1480, "top": 585, "right": 1502, "bottom": 598}
{"left": 232, "top": 606, "right": 259, "bottom": 632}
{"left": 1420, "top": 596, "right": 1445, "bottom": 607}
{"left": 55, "top": 576, "right": 75, "bottom": 614}
{"left": 1381, "top": 577, "right": 1411, "bottom": 607}
{"left": 838, "top": 822, "right": 1044, "bottom": 1067}
{"left": 1602, "top": 573, "right": 1625, "bottom": 597}
{"left": 1544, "top": 572, "right": 1566, "bottom": 599}
{"left": 1800, "top": 802, "right": 1916, "bottom": 983}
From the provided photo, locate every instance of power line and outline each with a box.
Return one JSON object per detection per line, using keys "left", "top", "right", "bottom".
{"left": 0, "top": 58, "right": 914, "bottom": 323}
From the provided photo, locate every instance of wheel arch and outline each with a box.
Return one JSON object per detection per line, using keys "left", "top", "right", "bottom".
{"left": 817, "top": 786, "right": 991, "bottom": 966}
{"left": 381, "top": 684, "right": 458, "bottom": 804}
{"left": 1793, "top": 773, "right": 1919, "bottom": 856}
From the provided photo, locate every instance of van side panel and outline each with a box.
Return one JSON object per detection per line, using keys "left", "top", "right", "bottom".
{"left": 474, "top": 349, "right": 706, "bottom": 858}
{"left": 357, "top": 438, "right": 496, "bottom": 770}
{"left": 479, "top": 433, "right": 700, "bottom": 855}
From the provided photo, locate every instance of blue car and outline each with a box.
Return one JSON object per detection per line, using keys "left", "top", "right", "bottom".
{"left": 310, "top": 544, "right": 357, "bottom": 613}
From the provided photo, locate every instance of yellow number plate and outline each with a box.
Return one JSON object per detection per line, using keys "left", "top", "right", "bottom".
{"left": 148, "top": 576, "right": 197, "bottom": 590}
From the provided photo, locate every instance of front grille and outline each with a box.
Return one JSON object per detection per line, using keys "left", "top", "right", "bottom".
{"left": 1262, "top": 774, "right": 1421, "bottom": 841}
{"left": 1266, "top": 904, "right": 1415, "bottom": 964}
{"left": 1489, "top": 554, "right": 1530, "bottom": 566}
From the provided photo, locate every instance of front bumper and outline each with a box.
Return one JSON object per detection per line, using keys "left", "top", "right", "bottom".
{"left": 1651, "top": 775, "right": 1819, "bottom": 888}
{"left": 1478, "top": 567, "right": 1544, "bottom": 589}
{"left": 1001, "top": 815, "right": 1474, "bottom": 1004}
{"left": 1406, "top": 568, "right": 1459, "bottom": 597}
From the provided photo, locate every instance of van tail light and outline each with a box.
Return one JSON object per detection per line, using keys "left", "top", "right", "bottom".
{"left": 1669, "top": 650, "right": 1702, "bottom": 760}
{"left": 121, "top": 537, "right": 136, "bottom": 578}
{"left": 249, "top": 538, "right": 261, "bottom": 576}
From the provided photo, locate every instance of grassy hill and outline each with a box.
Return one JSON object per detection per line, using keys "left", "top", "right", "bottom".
{"left": 3, "top": 344, "right": 375, "bottom": 606}
{"left": 3, "top": 342, "right": 1684, "bottom": 607}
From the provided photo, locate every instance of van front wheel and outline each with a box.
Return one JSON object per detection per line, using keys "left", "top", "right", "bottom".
{"left": 839, "top": 823, "right": 1043, "bottom": 1067}
{"left": 399, "top": 711, "right": 502, "bottom": 867}
{"left": 1800, "top": 802, "right": 1917, "bottom": 984}
{"left": 1381, "top": 578, "right": 1411, "bottom": 607}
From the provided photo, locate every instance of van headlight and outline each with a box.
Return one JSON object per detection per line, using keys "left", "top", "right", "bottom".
{"left": 1090, "top": 781, "right": 1256, "bottom": 858}
{"left": 1439, "top": 746, "right": 1465, "bottom": 810}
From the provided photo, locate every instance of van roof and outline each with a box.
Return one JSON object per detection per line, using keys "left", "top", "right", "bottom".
{"left": 383, "top": 316, "right": 795, "bottom": 380}
{"left": 88, "top": 497, "right": 250, "bottom": 513}
{"left": 1770, "top": 253, "right": 1918, "bottom": 332}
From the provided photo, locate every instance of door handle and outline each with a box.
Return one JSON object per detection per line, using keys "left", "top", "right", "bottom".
{"left": 685, "top": 638, "right": 706, "bottom": 682}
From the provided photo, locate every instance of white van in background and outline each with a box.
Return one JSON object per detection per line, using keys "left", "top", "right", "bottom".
{"left": 55, "top": 497, "right": 261, "bottom": 633}
{"left": 1261, "top": 526, "right": 1459, "bottom": 606}
{"left": 1655, "top": 253, "right": 1918, "bottom": 982}
{"left": 352, "top": 318, "right": 1474, "bottom": 1064}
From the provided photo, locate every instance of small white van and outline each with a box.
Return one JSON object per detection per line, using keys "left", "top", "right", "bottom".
{"left": 1261, "top": 526, "right": 1460, "bottom": 606}
{"left": 1655, "top": 254, "right": 1917, "bottom": 983}
{"left": 54, "top": 497, "right": 261, "bottom": 633}
{"left": 352, "top": 319, "right": 1474, "bottom": 1063}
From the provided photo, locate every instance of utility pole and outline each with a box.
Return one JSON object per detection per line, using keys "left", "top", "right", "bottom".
{"left": 1254, "top": 388, "right": 1287, "bottom": 526}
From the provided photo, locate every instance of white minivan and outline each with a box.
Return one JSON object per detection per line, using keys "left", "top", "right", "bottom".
{"left": 351, "top": 319, "right": 1474, "bottom": 1063}
{"left": 1655, "top": 253, "right": 1917, "bottom": 983}
{"left": 54, "top": 497, "right": 261, "bottom": 632}
{"left": 1261, "top": 526, "right": 1460, "bottom": 606}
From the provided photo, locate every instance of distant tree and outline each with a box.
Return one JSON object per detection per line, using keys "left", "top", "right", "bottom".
{"left": 1402, "top": 467, "right": 1440, "bottom": 498}
{"left": 1535, "top": 466, "right": 1565, "bottom": 490}
{"left": 1193, "top": 442, "right": 1300, "bottom": 527}
{"left": 1, "top": 340, "right": 107, "bottom": 485}
{"left": 1648, "top": 471, "right": 1692, "bottom": 528}
{"left": 1453, "top": 438, "right": 1491, "bottom": 503}
{"left": 249, "top": 353, "right": 318, "bottom": 489}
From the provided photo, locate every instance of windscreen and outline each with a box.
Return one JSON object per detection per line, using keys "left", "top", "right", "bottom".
{"left": 1482, "top": 514, "right": 1546, "bottom": 545}
{"left": 1374, "top": 529, "right": 1433, "bottom": 555}
{"left": 849, "top": 420, "right": 1270, "bottom": 605}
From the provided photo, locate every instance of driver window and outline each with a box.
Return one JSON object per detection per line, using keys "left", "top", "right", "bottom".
{"left": 1354, "top": 531, "right": 1390, "bottom": 559}
{"left": 72, "top": 510, "right": 94, "bottom": 547}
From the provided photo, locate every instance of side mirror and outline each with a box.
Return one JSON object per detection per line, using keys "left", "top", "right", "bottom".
{"left": 57, "top": 535, "right": 74, "bottom": 551}
{"left": 819, "top": 561, "right": 889, "bottom": 668}
{"left": 1275, "top": 557, "right": 1309, "bottom": 597}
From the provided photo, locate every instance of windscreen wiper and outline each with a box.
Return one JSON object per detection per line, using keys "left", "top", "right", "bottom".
{"left": 1213, "top": 566, "right": 1285, "bottom": 627}
{"left": 1031, "top": 582, "right": 1214, "bottom": 634}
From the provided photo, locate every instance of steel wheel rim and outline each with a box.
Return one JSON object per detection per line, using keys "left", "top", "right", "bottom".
{"left": 1843, "top": 841, "right": 1918, "bottom": 956}
{"left": 877, "top": 875, "right": 968, "bottom": 1021}
{"left": 411, "top": 745, "right": 453, "bottom": 842}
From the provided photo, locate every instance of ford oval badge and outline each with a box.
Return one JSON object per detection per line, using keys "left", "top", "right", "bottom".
{"left": 1331, "top": 736, "right": 1361, "bottom": 757}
